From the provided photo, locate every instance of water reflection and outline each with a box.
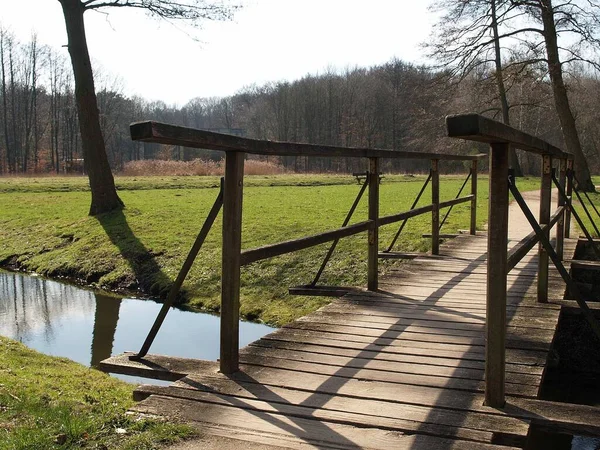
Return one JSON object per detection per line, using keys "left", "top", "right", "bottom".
{"left": 0, "top": 270, "right": 274, "bottom": 371}
{"left": 91, "top": 294, "right": 121, "bottom": 367}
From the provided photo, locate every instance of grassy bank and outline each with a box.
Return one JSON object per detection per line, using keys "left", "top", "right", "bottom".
{"left": 0, "top": 336, "right": 194, "bottom": 449}
{"left": 0, "top": 174, "right": 542, "bottom": 326}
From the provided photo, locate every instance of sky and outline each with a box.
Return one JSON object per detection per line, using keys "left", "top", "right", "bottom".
{"left": 1, "top": 0, "right": 436, "bottom": 106}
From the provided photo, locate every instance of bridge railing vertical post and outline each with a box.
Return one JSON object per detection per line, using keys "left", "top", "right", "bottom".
{"left": 538, "top": 154, "right": 552, "bottom": 303}
{"left": 565, "top": 158, "right": 574, "bottom": 238}
{"left": 368, "top": 157, "right": 379, "bottom": 291}
{"left": 470, "top": 159, "right": 478, "bottom": 235}
{"left": 220, "top": 150, "right": 244, "bottom": 374}
{"left": 556, "top": 158, "right": 567, "bottom": 260}
{"left": 431, "top": 159, "right": 440, "bottom": 255}
{"left": 485, "top": 142, "right": 509, "bottom": 408}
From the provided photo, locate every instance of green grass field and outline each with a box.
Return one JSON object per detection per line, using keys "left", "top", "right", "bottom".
{"left": 0, "top": 173, "right": 559, "bottom": 326}
{"left": 0, "top": 337, "right": 194, "bottom": 449}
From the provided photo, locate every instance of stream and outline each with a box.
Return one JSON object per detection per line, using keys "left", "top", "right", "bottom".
{"left": 0, "top": 269, "right": 274, "bottom": 381}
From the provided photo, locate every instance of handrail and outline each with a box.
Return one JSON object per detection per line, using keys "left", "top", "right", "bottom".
{"left": 240, "top": 220, "right": 374, "bottom": 266}
{"left": 131, "top": 120, "right": 487, "bottom": 161}
{"left": 129, "top": 119, "right": 484, "bottom": 376}
{"left": 444, "top": 113, "right": 600, "bottom": 411}
{"left": 446, "top": 113, "right": 570, "bottom": 158}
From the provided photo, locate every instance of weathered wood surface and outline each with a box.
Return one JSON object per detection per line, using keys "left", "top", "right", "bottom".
{"left": 130, "top": 120, "right": 488, "bottom": 161}
{"left": 97, "top": 230, "right": 600, "bottom": 449}
{"left": 446, "top": 113, "right": 569, "bottom": 158}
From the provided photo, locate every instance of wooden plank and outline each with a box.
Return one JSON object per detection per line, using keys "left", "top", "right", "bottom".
{"left": 284, "top": 321, "right": 553, "bottom": 353}
{"left": 432, "top": 159, "right": 440, "bottom": 255}
{"left": 378, "top": 203, "right": 434, "bottom": 227}
{"left": 136, "top": 381, "right": 531, "bottom": 440}
{"left": 337, "top": 296, "right": 561, "bottom": 320}
{"left": 321, "top": 303, "right": 560, "bottom": 331}
{"left": 240, "top": 220, "right": 373, "bottom": 266}
{"left": 446, "top": 113, "right": 569, "bottom": 158}
{"left": 240, "top": 345, "right": 541, "bottom": 385}
{"left": 506, "top": 397, "right": 600, "bottom": 436}
{"left": 133, "top": 392, "right": 524, "bottom": 449}
{"left": 296, "top": 310, "right": 556, "bottom": 341}
{"left": 249, "top": 339, "right": 544, "bottom": 375}
{"left": 288, "top": 285, "right": 361, "bottom": 297}
{"left": 485, "top": 142, "right": 510, "bottom": 407}
{"left": 556, "top": 158, "right": 567, "bottom": 258}
{"left": 237, "top": 352, "right": 537, "bottom": 396}
{"left": 368, "top": 158, "right": 379, "bottom": 290}
{"left": 538, "top": 154, "right": 552, "bottom": 303}
{"left": 177, "top": 363, "right": 536, "bottom": 419}
{"left": 259, "top": 329, "right": 549, "bottom": 366}
{"left": 98, "top": 353, "right": 217, "bottom": 380}
{"left": 566, "top": 159, "right": 574, "bottom": 238}
{"left": 221, "top": 151, "right": 244, "bottom": 374}
{"left": 131, "top": 120, "right": 487, "bottom": 161}
{"left": 470, "top": 160, "right": 478, "bottom": 235}
{"left": 438, "top": 195, "right": 474, "bottom": 210}
{"left": 570, "top": 259, "right": 600, "bottom": 270}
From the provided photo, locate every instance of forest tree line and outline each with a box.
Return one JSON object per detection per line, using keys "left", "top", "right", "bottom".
{"left": 2, "top": 28, "right": 600, "bottom": 177}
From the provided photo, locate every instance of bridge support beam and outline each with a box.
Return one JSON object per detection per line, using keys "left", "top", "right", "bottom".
{"left": 220, "top": 151, "right": 244, "bottom": 374}
{"left": 368, "top": 157, "right": 379, "bottom": 291}
{"left": 556, "top": 158, "right": 567, "bottom": 260}
{"left": 431, "top": 159, "right": 440, "bottom": 255}
{"left": 485, "top": 142, "right": 509, "bottom": 408}
{"left": 565, "top": 158, "right": 574, "bottom": 238}
{"left": 538, "top": 155, "right": 552, "bottom": 303}
{"left": 470, "top": 160, "right": 478, "bottom": 235}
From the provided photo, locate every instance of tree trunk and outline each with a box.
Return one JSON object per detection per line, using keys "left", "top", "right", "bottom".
{"left": 491, "top": 0, "right": 522, "bottom": 176}
{"left": 58, "top": 0, "right": 124, "bottom": 214}
{"left": 539, "top": 0, "right": 595, "bottom": 191}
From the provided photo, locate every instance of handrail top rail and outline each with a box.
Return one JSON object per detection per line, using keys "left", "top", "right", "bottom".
{"left": 446, "top": 113, "right": 572, "bottom": 159}
{"left": 131, "top": 120, "right": 487, "bottom": 161}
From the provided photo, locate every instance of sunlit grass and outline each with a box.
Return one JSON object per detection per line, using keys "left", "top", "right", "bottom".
{"left": 0, "top": 174, "right": 542, "bottom": 326}
{"left": 0, "top": 337, "right": 194, "bottom": 450}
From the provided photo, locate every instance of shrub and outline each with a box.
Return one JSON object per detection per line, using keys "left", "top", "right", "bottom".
{"left": 121, "top": 158, "right": 285, "bottom": 176}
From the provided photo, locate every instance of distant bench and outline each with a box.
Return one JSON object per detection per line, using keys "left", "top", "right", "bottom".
{"left": 353, "top": 172, "right": 385, "bottom": 184}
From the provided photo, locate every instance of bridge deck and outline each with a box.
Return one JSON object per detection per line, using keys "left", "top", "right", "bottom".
{"left": 102, "top": 228, "right": 600, "bottom": 449}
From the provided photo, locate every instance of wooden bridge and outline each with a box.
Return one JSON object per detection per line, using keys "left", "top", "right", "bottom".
{"left": 101, "top": 114, "right": 600, "bottom": 449}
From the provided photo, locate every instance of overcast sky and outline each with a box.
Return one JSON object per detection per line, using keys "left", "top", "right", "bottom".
{"left": 1, "top": 0, "right": 436, "bottom": 106}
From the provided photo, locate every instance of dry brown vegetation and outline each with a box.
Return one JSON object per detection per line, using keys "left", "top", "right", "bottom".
{"left": 121, "top": 158, "right": 286, "bottom": 176}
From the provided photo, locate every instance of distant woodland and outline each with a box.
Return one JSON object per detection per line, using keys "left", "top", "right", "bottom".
{"left": 2, "top": 31, "right": 600, "bottom": 176}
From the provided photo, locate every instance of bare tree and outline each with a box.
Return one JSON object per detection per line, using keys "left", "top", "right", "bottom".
{"left": 426, "top": 0, "right": 523, "bottom": 174}
{"left": 513, "top": 0, "right": 598, "bottom": 190}
{"left": 56, "top": 0, "right": 239, "bottom": 215}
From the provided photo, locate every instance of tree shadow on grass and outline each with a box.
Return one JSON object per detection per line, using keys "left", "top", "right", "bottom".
{"left": 96, "top": 209, "right": 183, "bottom": 302}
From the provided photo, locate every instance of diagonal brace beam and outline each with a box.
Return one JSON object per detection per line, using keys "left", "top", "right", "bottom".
{"left": 311, "top": 177, "right": 369, "bottom": 286}
{"left": 509, "top": 176, "right": 600, "bottom": 342}
{"left": 552, "top": 172, "right": 600, "bottom": 260}
{"left": 439, "top": 170, "right": 472, "bottom": 230}
{"left": 384, "top": 172, "right": 432, "bottom": 253}
{"left": 132, "top": 179, "right": 225, "bottom": 359}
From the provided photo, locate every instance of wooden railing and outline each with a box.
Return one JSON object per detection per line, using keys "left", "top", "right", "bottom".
{"left": 447, "top": 114, "right": 582, "bottom": 408}
{"left": 130, "top": 121, "right": 485, "bottom": 374}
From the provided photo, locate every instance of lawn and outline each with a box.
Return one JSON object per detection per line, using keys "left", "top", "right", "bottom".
{"left": 0, "top": 173, "right": 543, "bottom": 326}
{"left": 0, "top": 337, "right": 194, "bottom": 449}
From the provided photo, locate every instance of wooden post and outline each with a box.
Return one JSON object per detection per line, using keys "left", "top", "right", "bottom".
{"left": 565, "top": 158, "right": 574, "bottom": 239}
{"left": 556, "top": 159, "right": 567, "bottom": 260}
{"left": 470, "top": 160, "right": 478, "bottom": 235}
{"left": 485, "top": 143, "right": 509, "bottom": 408}
{"left": 538, "top": 154, "right": 552, "bottom": 304}
{"left": 431, "top": 159, "right": 440, "bottom": 255}
{"left": 368, "top": 157, "right": 379, "bottom": 291}
{"left": 220, "top": 151, "right": 244, "bottom": 374}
